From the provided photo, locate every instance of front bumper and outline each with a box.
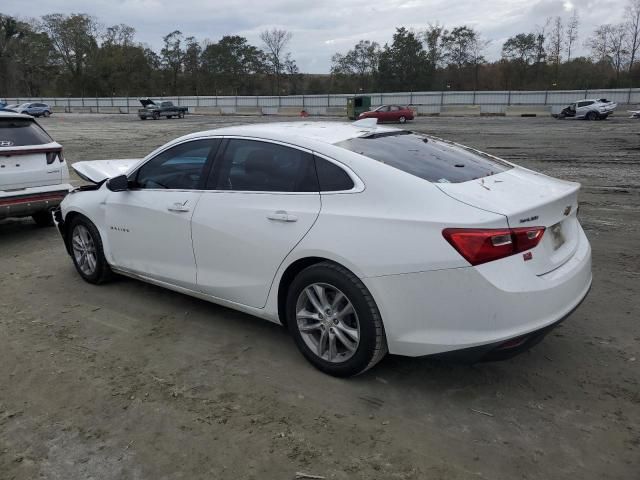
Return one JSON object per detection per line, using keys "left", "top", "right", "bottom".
{"left": 363, "top": 226, "right": 592, "bottom": 358}
{"left": 0, "top": 184, "right": 72, "bottom": 219}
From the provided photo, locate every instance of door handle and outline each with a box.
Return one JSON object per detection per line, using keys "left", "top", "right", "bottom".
{"left": 267, "top": 210, "right": 298, "bottom": 222}
{"left": 168, "top": 201, "right": 190, "bottom": 212}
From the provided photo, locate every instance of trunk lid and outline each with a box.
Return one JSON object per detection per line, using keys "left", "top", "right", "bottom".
{"left": 0, "top": 144, "right": 64, "bottom": 190}
{"left": 437, "top": 167, "right": 580, "bottom": 275}
{"left": 72, "top": 159, "right": 142, "bottom": 183}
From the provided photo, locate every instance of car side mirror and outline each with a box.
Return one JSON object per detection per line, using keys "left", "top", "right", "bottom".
{"left": 106, "top": 174, "right": 129, "bottom": 192}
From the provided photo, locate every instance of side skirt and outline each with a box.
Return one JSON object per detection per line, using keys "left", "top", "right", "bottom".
{"left": 110, "top": 266, "right": 281, "bottom": 325}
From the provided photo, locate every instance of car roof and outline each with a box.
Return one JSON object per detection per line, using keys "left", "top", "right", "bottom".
{"left": 0, "top": 111, "right": 35, "bottom": 120}
{"left": 182, "top": 121, "right": 401, "bottom": 146}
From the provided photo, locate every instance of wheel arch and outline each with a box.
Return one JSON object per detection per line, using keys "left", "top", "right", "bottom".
{"left": 276, "top": 255, "right": 369, "bottom": 328}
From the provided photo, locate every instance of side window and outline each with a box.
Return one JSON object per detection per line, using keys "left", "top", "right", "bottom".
{"left": 212, "top": 139, "right": 318, "bottom": 192}
{"left": 577, "top": 101, "right": 593, "bottom": 108}
{"left": 133, "top": 139, "right": 219, "bottom": 190}
{"left": 378, "top": 106, "right": 390, "bottom": 112}
{"left": 314, "top": 157, "right": 355, "bottom": 192}
{"left": 390, "top": 106, "right": 401, "bottom": 111}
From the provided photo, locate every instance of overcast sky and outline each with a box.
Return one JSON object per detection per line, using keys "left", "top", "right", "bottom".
{"left": 3, "top": 0, "right": 628, "bottom": 73}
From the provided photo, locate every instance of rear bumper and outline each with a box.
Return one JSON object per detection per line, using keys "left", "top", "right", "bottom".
{"left": 0, "top": 184, "right": 71, "bottom": 219}
{"left": 363, "top": 226, "right": 592, "bottom": 358}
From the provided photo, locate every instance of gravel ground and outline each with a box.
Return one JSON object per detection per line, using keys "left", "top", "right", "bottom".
{"left": 1, "top": 113, "right": 639, "bottom": 480}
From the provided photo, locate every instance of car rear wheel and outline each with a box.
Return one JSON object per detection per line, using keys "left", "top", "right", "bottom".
{"left": 178, "top": 112, "right": 185, "bottom": 119}
{"left": 43, "top": 111, "right": 51, "bottom": 117}
{"left": 399, "top": 115, "right": 406, "bottom": 124}
{"left": 32, "top": 210, "right": 53, "bottom": 227}
{"left": 586, "top": 111, "right": 598, "bottom": 121}
{"left": 152, "top": 112, "right": 160, "bottom": 120}
{"left": 69, "top": 216, "right": 112, "bottom": 284}
{"left": 286, "top": 261, "right": 387, "bottom": 377}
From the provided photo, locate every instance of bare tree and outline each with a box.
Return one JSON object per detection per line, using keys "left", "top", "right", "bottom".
{"left": 260, "top": 28, "right": 292, "bottom": 93}
{"left": 626, "top": 0, "right": 640, "bottom": 71}
{"left": 547, "top": 16, "right": 563, "bottom": 82}
{"left": 566, "top": 10, "right": 579, "bottom": 61}
{"left": 609, "top": 24, "right": 629, "bottom": 80}
{"left": 587, "top": 24, "right": 613, "bottom": 63}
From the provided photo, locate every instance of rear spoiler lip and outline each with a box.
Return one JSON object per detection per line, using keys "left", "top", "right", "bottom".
{"left": 0, "top": 145, "right": 62, "bottom": 157}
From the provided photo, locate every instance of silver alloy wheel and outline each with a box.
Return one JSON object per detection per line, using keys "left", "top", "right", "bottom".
{"left": 296, "top": 283, "right": 360, "bottom": 363}
{"left": 72, "top": 224, "right": 97, "bottom": 276}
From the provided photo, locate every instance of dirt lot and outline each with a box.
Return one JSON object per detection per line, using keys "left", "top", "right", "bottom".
{"left": 1, "top": 113, "right": 639, "bottom": 480}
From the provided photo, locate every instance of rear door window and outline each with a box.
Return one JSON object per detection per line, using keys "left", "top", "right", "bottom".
{"left": 0, "top": 118, "right": 53, "bottom": 146}
{"left": 336, "top": 132, "right": 511, "bottom": 184}
{"left": 210, "top": 139, "right": 318, "bottom": 192}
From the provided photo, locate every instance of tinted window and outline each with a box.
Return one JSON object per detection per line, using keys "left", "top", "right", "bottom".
{"left": 314, "top": 157, "right": 354, "bottom": 191}
{"left": 0, "top": 118, "right": 52, "bottom": 146}
{"left": 212, "top": 139, "right": 318, "bottom": 192}
{"left": 336, "top": 132, "right": 511, "bottom": 184}
{"left": 134, "top": 139, "right": 218, "bottom": 189}
{"left": 578, "top": 101, "right": 593, "bottom": 107}
{"left": 161, "top": 102, "right": 173, "bottom": 108}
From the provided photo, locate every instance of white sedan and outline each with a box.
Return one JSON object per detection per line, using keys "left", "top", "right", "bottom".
{"left": 54, "top": 120, "right": 592, "bottom": 376}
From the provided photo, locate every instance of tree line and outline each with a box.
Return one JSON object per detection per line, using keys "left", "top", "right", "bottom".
{"left": 1, "top": 1, "right": 638, "bottom": 98}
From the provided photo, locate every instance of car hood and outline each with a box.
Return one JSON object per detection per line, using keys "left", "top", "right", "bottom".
{"left": 72, "top": 159, "right": 142, "bottom": 183}
{"left": 139, "top": 98, "right": 157, "bottom": 107}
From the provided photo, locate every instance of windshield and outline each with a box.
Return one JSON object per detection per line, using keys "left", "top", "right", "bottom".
{"left": 336, "top": 132, "right": 511, "bottom": 184}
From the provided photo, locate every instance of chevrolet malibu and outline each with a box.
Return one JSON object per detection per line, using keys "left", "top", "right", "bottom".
{"left": 54, "top": 120, "right": 592, "bottom": 377}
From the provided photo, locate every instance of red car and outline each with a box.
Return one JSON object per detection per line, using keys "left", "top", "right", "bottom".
{"left": 358, "top": 105, "right": 414, "bottom": 123}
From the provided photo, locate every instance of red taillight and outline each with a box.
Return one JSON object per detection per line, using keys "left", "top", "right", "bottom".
{"left": 442, "top": 227, "right": 545, "bottom": 266}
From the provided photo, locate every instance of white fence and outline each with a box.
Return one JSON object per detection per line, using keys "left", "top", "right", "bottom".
{"left": 6, "top": 88, "right": 639, "bottom": 115}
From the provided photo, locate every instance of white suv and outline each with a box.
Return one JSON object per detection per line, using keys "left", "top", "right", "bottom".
{"left": 0, "top": 111, "right": 71, "bottom": 226}
{"left": 558, "top": 98, "right": 617, "bottom": 120}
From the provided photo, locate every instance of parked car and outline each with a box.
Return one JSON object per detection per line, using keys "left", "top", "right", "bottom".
{"left": 628, "top": 109, "right": 640, "bottom": 119}
{"left": 138, "top": 98, "right": 188, "bottom": 120}
{"left": 557, "top": 98, "right": 617, "bottom": 120}
{"left": 54, "top": 120, "right": 591, "bottom": 376}
{"left": 358, "top": 105, "right": 414, "bottom": 123}
{"left": 3, "top": 104, "right": 19, "bottom": 112}
{"left": 0, "top": 111, "right": 71, "bottom": 226}
{"left": 14, "top": 102, "right": 52, "bottom": 117}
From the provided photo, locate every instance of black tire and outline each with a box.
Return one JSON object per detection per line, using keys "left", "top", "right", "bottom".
{"left": 32, "top": 210, "right": 53, "bottom": 227}
{"left": 152, "top": 112, "right": 160, "bottom": 120}
{"left": 140, "top": 116, "right": 146, "bottom": 120}
{"left": 43, "top": 110, "right": 51, "bottom": 117}
{"left": 68, "top": 215, "right": 113, "bottom": 284}
{"left": 399, "top": 115, "right": 406, "bottom": 124}
{"left": 178, "top": 112, "right": 185, "bottom": 118}
{"left": 286, "top": 261, "right": 387, "bottom": 377}
{"left": 586, "top": 111, "right": 598, "bottom": 121}
{"left": 167, "top": 115, "right": 172, "bottom": 119}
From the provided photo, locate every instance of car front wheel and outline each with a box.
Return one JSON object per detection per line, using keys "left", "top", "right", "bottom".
{"left": 399, "top": 115, "right": 407, "bottom": 124}
{"left": 286, "top": 261, "right": 387, "bottom": 377}
{"left": 69, "top": 216, "right": 112, "bottom": 284}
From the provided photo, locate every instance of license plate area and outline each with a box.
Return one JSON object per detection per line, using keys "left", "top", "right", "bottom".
{"left": 549, "top": 221, "right": 565, "bottom": 250}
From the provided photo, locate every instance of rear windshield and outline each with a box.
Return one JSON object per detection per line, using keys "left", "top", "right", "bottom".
{"left": 335, "top": 132, "right": 511, "bottom": 183}
{"left": 0, "top": 118, "right": 53, "bottom": 146}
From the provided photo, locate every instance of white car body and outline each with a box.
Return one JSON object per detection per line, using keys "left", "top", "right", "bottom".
{"left": 562, "top": 98, "right": 617, "bottom": 119}
{"left": 0, "top": 112, "right": 71, "bottom": 223}
{"left": 57, "top": 121, "right": 591, "bottom": 363}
